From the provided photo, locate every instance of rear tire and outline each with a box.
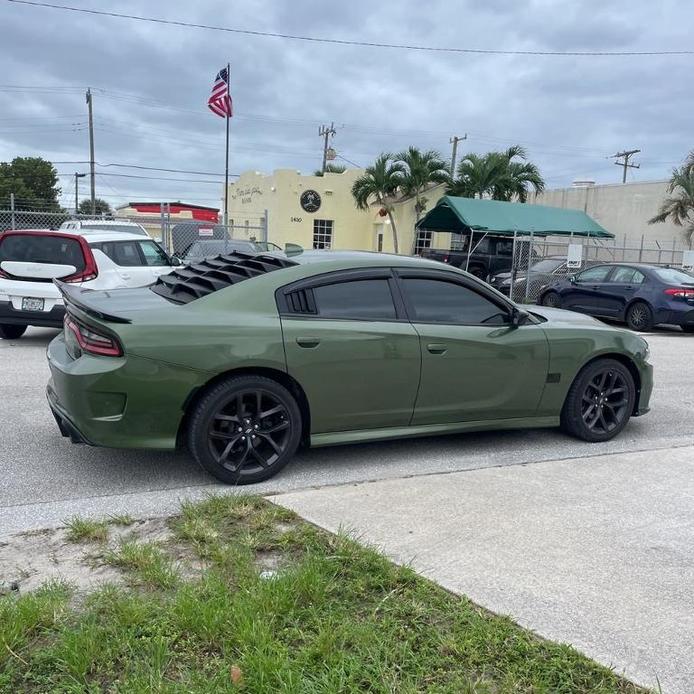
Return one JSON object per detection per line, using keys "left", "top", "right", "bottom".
{"left": 560, "top": 358, "right": 635, "bottom": 442}
{"left": 625, "top": 301, "right": 653, "bottom": 331}
{"left": 187, "top": 375, "right": 302, "bottom": 485}
{"left": 0, "top": 324, "right": 27, "bottom": 339}
{"left": 541, "top": 291, "right": 561, "bottom": 308}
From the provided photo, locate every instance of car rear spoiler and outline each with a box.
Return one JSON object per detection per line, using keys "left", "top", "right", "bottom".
{"left": 54, "top": 280, "right": 132, "bottom": 324}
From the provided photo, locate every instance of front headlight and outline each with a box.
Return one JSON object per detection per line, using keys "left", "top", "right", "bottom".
{"left": 643, "top": 341, "right": 650, "bottom": 362}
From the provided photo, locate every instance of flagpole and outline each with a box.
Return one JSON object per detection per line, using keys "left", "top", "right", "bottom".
{"left": 223, "top": 62, "right": 230, "bottom": 230}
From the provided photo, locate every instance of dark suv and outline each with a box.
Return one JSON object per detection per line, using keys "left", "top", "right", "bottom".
{"left": 420, "top": 236, "right": 521, "bottom": 281}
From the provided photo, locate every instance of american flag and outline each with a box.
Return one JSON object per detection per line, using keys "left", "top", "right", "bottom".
{"left": 207, "top": 66, "right": 233, "bottom": 118}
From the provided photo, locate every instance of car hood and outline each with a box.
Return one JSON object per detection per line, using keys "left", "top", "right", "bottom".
{"left": 529, "top": 305, "right": 609, "bottom": 327}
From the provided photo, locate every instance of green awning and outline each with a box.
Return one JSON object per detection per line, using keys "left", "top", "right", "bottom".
{"left": 416, "top": 196, "right": 613, "bottom": 238}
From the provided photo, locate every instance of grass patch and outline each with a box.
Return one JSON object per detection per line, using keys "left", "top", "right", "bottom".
{"left": 107, "top": 513, "right": 135, "bottom": 527}
{"left": 63, "top": 516, "right": 109, "bottom": 543}
{"left": 1, "top": 495, "right": 647, "bottom": 693}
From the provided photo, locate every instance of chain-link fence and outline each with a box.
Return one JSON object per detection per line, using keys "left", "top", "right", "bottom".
{"left": 501, "top": 234, "right": 694, "bottom": 305}
{"left": 0, "top": 205, "right": 270, "bottom": 261}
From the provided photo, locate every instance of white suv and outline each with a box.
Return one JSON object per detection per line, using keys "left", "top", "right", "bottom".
{"left": 59, "top": 219, "right": 150, "bottom": 237}
{"left": 0, "top": 229, "right": 178, "bottom": 339}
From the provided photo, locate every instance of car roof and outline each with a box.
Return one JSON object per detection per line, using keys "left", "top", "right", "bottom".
{"left": 65, "top": 219, "right": 144, "bottom": 227}
{"left": 83, "top": 231, "right": 154, "bottom": 242}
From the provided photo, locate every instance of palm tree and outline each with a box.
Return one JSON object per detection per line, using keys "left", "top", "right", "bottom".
{"left": 395, "top": 147, "right": 450, "bottom": 220}
{"left": 649, "top": 153, "right": 694, "bottom": 242}
{"left": 351, "top": 154, "right": 404, "bottom": 253}
{"left": 447, "top": 145, "right": 545, "bottom": 202}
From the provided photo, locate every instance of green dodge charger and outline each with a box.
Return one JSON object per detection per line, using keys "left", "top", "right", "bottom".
{"left": 47, "top": 250, "right": 653, "bottom": 484}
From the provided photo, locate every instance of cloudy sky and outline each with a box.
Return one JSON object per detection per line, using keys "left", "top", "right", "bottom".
{"left": 1, "top": 0, "right": 691, "bottom": 211}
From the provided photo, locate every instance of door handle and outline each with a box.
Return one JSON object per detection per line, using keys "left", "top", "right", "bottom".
{"left": 296, "top": 337, "right": 320, "bottom": 348}
{"left": 427, "top": 343, "right": 447, "bottom": 355}
{"left": 120, "top": 273, "right": 131, "bottom": 280}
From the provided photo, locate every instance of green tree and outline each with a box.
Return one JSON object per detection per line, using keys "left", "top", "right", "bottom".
{"left": 447, "top": 145, "right": 545, "bottom": 202}
{"left": 78, "top": 198, "right": 112, "bottom": 216}
{"left": 394, "top": 146, "right": 449, "bottom": 220}
{"left": 0, "top": 157, "right": 61, "bottom": 210}
{"left": 314, "top": 164, "right": 346, "bottom": 177}
{"left": 351, "top": 154, "right": 405, "bottom": 253}
{"left": 649, "top": 152, "right": 694, "bottom": 241}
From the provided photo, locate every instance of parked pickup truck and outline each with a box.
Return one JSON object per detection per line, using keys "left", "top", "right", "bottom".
{"left": 420, "top": 235, "right": 520, "bottom": 281}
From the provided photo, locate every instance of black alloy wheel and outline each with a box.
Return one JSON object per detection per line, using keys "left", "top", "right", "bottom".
{"left": 188, "top": 375, "right": 302, "bottom": 484}
{"left": 0, "top": 324, "right": 27, "bottom": 339}
{"left": 541, "top": 291, "right": 561, "bottom": 308}
{"left": 626, "top": 301, "right": 654, "bottom": 332}
{"left": 560, "top": 358, "right": 635, "bottom": 442}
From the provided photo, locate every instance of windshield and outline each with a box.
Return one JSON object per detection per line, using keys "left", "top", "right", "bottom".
{"left": 253, "top": 241, "right": 282, "bottom": 252}
{"left": 530, "top": 259, "right": 564, "bottom": 273}
{"left": 653, "top": 267, "right": 694, "bottom": 285}
{"left": 186, "top": 241, "right": 235, "bottom": 257}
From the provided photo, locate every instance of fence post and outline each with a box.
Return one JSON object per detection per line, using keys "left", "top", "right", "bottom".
{"left": 262, "top": 208, "right": 269, "bottom": 243}
{"left": 509, "top": 230, "right": 517, "bottom": 303}
{"left": 160, "top": 204, "right": 166, "bottom": 250}
{"left": 672, "top": 238, "right": 676, "bottom": 265}
{"left": 638, "top": 235, "right": 644, "bottom": 262}
{"left": 10, "top": 192, "right": 16, "bottom": 230}
{"left": 525, "top": 230, "right": 534, "bottom": 303}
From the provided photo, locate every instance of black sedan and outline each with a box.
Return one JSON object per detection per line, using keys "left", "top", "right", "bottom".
{"left": 490, "top": 257, "right": 599, "bottom": 297}
{"left": 537, "top": 263, "right": 694, "bottom": 331}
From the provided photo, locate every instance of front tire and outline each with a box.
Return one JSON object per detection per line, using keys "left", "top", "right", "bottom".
{"left": 0, "top": 324, "right": 27, "bottom": 339}
{"left": 188, "top": 375, "right": 302, "bottom": 485}
{"left": 625, "top": 301, "right": 653, "bottom": 331}
{"left": 560, "top": 359, "right": 635, "bottom": 442}
{"left": 541, "top": 291, "right": 561, "bottom": 308}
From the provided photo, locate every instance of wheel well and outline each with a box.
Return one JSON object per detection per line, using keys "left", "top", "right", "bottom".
{"left": 177, "top": 367, "right": 311, "bottom": 448}
{"left": 579, "top": 353, "right": 642, "bottom": 415}
{"left": 624, "top": 298, "right": 652, "bottom": 317}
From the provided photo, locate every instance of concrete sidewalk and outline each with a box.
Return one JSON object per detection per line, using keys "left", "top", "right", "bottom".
{"left": 272, "top": 445, "right": 694, "bottom": 693}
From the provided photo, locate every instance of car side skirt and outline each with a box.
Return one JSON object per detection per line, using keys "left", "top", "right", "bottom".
{"left": 310, "top": 416, "right": 559, "bottom": 448}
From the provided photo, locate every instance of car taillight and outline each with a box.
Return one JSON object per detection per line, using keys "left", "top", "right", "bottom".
{"left": 63, "top": 235, "right": 98, "bottom": 283}
{"left": 664, "top": 287, "right": 694, "bottom": 298}
{"left": 64, "top": 315, "right": 122, "bottom": 357}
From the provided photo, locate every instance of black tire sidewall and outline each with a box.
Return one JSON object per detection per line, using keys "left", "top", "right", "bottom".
{"left": 561, "top": 359, "right": 636, "bottom": 442}
{"left": 542, "top": 292, "right": 561, "bottom": 308}
{"left": 188, "top": 375, "right": 302, "bottom": 485}
{"left": 626, "top": 301, "right": 653, "bottom": 331}
{"left": 0, "top": 324, "right": 27, "bottom": 339}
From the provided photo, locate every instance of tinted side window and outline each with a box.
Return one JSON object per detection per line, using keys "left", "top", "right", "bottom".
{"left": 313, "top": 279, "right": 396, "bottom": 320}
{"left": 403, "top": 278, "right": 509, "bottom": 325}
{"left": 138, "top": 241, "right": 170, "bottom": 266}
{"left": 496, "top": 240, "right": 514, "bottom": 256}
{"left": 610, "top": 267, "right": 646, "bottom": 284}
{"left": 0, "top": 234, "right": 85, "bottom": 271}
{"left": 576, "top": 266, "right": 611, "bottom": 283}
{"left": 99, "top": 241, "right": 143, "bottom": 267}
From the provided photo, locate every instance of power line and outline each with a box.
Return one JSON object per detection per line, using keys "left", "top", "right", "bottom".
{"left": 7, "top": 0, "right": 694, "bottom": 57}
{"left": 57, "top": 171, "right": 227, "bottom": 185}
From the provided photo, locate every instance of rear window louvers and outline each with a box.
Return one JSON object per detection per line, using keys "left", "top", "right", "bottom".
{"left": 150, "top": 251, "right": 297, "bottom": 304}
{"left": 286, "top": 288, "right": 316, "bottom": 314}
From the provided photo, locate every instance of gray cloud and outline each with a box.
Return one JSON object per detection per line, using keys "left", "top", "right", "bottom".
{"left": 0, "top": 0, "right": 691, "bottom": 210}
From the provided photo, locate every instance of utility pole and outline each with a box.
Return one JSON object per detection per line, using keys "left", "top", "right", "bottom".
{"left": 611, "top": 149, "right": 640, "bottom": 183}
{"left": 449, "top": 134, "right": 467, "bottom": 176}
{"left": 86, "top": 87, "right": 96, "bottom": 215}
{"left": 74, "top": 172, "right": 86, "bottom": 214}
{"left": 318, "top": 122, "right": 336, "bottom": 174}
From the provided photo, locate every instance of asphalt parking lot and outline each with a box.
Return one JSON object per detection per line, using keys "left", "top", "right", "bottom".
{"left": 1, "top": 325, "right": 693, "bottom": 536}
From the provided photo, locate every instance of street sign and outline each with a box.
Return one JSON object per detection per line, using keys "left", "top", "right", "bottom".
{"left": 566, "top": 243, "right": 583, "bottom": 269}
{"left": 198, "top": 227, "right": 214, "bottom": 237}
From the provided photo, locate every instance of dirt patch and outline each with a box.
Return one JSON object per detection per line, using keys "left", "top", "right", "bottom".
{"left": 0, "top": 517, "right": 205, "bottom": 595}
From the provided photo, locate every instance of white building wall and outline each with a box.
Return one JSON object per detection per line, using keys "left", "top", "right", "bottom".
{"left": 530, "top": 181, "right": 688, "bottom": 248}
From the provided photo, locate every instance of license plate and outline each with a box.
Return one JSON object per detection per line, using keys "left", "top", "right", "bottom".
{"left": 22, "top": 297, "right": 44, "bottom": 312}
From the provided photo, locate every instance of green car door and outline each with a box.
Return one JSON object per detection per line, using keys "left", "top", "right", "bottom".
{"left": 279, "top": 270, "right": 421, "bottom": 434}
{"left": 396, "top": 271, "right": 550, "bottom": 425}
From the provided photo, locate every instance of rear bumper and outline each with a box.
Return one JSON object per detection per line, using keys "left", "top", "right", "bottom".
{"left": 47, "top": 386, "right": 92, "bottom": 445}
{"left": 0, "top": 300, "right": 65, "bottom": 328}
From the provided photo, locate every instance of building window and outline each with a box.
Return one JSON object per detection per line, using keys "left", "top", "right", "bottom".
{"left": 313, "top": 219, "right": 333, "bottom": 249}
{"left": 414, "top": 230, "right": 432, "bottom": 255}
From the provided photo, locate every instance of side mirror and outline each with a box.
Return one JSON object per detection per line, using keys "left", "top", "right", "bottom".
{"left": 511, "top": 308, "right": 530, "bottom": 327}
{"left": 569, "top": 275, "right": 577, "bottom": 284}
{"left": 170, "top": 255, "right": 183, "bottom": 266}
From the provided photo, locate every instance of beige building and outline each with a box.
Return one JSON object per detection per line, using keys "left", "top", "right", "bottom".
{"left": 226, "top": 171, "right": 687, "bottom": 254}
{"left": 530, "top": 180, "right": 686, "bottom": 248}
{"left": 226, "top": 169, "right": 447, "bottom": 254}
